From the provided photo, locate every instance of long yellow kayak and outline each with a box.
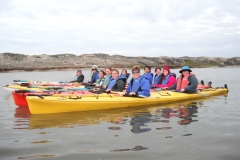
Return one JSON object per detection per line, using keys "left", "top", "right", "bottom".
{"left": 26, "top": 88, "right": 228, "bottom": 114}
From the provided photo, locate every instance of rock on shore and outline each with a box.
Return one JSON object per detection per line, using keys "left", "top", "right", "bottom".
{"left": 0, "top": 52, "right": 240, "bottom": 72}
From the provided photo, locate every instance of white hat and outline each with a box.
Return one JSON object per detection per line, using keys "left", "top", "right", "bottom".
{"left": 92, "top": 65, "right": 98, "bottom": 70}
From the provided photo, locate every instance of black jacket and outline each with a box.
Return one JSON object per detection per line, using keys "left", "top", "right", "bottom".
{"left": 72, "top": 75, "right": 84, "bottom": 83}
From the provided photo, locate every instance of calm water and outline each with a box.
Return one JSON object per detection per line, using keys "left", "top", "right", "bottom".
{"left": 0, "top": 67, "right": 240, "bottom": 160}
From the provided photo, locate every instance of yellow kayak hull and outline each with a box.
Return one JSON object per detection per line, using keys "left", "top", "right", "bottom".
{"left": 27, "top": 88, "right": 228, "bottom": 114}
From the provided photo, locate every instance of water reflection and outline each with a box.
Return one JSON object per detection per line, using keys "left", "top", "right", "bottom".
{"left": 176, "top": 103, "right": 199, "bottom": 125}
{"left": 156, "top": 127, "right": 172, "bottom": 130}
{"left": 154, "top": 102, "right": 200, "bottom": 126}
{"left": 110, "top": 146, "right": 148, "bottom": 152}
{"left": 161, "top": 103, "right": 199, "bottom": 119}
{"left": 13, "top": 107, "right": 31, "bottom": 129}
{"left": 14, "top": 106, "right": 140, "bottom": 129}
{"left": 13, "top": 101, "right": 203, "bottom": 131}
{"left": 18, "top": 154, "right": 55, "bottom": 159}
{"left": 130, "top": 115, "right": 151, "bottom": 134}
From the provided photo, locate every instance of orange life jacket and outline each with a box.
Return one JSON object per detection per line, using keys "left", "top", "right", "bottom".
{"left": 176, "top": 74, "right": 194, "bottom": 90}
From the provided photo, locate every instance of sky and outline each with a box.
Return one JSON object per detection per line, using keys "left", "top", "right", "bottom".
{"left": 0, "top": 0, "right": 239, "bottom": 57}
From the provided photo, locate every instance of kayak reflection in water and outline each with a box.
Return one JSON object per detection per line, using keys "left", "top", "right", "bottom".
{"left": 177, "top": 104, "right": 199, "bottom": 125}
{"left": 130, "top": 113, "right": 151, "bottom": 134}
{"left": 161, "top": 103, "right": 199, "bottom": 125}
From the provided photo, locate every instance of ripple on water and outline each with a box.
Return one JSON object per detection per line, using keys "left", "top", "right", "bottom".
{"left": 36, "top": 132, "right": 51, "bottom": 135}
{"left": 177, "top": 118, "right": 198, "bottom": 125}
{"left": 156, "top": 127, "right": 172, "bottom": 130}
{"left": 152, "top": 119, "right": 169, "bottom": 123}
{"left": 182, "top": 134, "right": 193, "bottom": 136}
{"left": 30, "top": 140, "right": 55, "bottom": 144}
{"left": 18, "top": 154, "right": 55, "bottom": 159}
{"left": 108, "top": 126, "right": 121, "bottom": 130}
{"left": 110, "top": 146, "right": 148, "bottom": 152}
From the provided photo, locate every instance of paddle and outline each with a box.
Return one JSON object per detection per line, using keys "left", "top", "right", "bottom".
{"left": 15, "top": 90, "right": 36, "bottom": 93}
{"left": 154, "top": 88, "right": 163, "bottom": 92}
{"left": 28, "top": 94, "right": 53, "bottom": 96}
{"left": 123, "top": 93, "right": 147, "bottom": 98}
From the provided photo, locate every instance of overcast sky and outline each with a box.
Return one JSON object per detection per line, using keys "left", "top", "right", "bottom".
{"left": 0, "top": 0, "right": 239, "bottom": 57}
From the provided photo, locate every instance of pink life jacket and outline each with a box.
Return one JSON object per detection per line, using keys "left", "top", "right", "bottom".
{"left": 176, "top": 74, "right": 194, "bottom": 90}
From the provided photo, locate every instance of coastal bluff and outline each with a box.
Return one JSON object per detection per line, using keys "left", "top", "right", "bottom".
{"left": 0, "top": 53, "right": 239, "bottom": 72}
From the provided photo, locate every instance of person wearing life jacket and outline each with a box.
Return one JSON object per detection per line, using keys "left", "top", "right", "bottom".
{"left": 90, "top": 65, "right": 99, "bottom": 84}
{"left": 102, "top": 66, "right": 112, "bottom": 89}
{"left": 168, "top": 66, "right": 198, "bottom": 93}
{"left": 105, "top": 69, "right": 127, "bottom": 92}
{"left": 143, "top": 65, "right": 153, "bottom": 84}
{"left": 155, "top": 65, "right": 176, "bottom": 88}
{"left": 94, "top": 70, "right": 106, "bottom": 87}
{"left": 121, "top": 69, "right": 130, "bottom": 80}
{"left": 152, "top": 66, "right": 163, "bottom": 86}
{"left": 125, "top": 66, "right": 150, "bottom": 97}
{"left": 71, "top": 69, "right": 84, "bottom": 83}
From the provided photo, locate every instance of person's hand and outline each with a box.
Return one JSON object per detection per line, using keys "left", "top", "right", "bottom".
{"left": 129, "top": 92, "right": 136, "bottom": 96}
{"left": 151, "top": 84, "right": 157, "bottom": 88}
{"left": 92, "top": 87, "right": 100, "bottom": 91}
{"left": 106, "top": 89, "right": 111, "bottom": 92}
{"left": 123, "top": 90, "right": 127, "bottom": 94}
{"left": 125, "top": 84, "right": 128, "bottom": 89}
{"left": 180, "top": 89, "right": 185, "bottom": 92}
{"left": 162, "top": 87, "right": 168, "bottom": 90}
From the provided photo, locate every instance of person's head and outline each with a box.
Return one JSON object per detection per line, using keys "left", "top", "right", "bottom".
{"left": 92, "top": 68, "right": 97, "bottom": 73}
{"left": 132, "top": 66, "right": 141, "bottom": 79}
{"left": 121, "top": 69, "right": 127, "bottom": 75}
{"left": 98, "top": 70, "right": 106, "bottom": 78}
{"left": 163, "top": 65, "right": 170, "bottom": 76}
{"left": 76, "top": 69, "right": 82, "bottom": 76}
{"left": 179, "top": 66, "right": 192, "bottom": 76}
{"left": 155, "top": 67, "right": 161, "bottom": 75}
{"left": 92, "top": 65, "right": 98, "bottom": 73}
{"left": 105, "top": 67, "right": 112, "bottom": 75}
{"left": 111, "top": 69, "right": 119, "bottom": 79}
{"left": 144, "top": 66, "right": 151, "bottom": 73}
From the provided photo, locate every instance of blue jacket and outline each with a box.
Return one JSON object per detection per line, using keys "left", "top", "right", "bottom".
{"left": 143, "top": 73, "right": 153, "bottom": 84}
{"left": 161, "top": 73, "right": 176, "bottom": 84}
{"left": 121, "top": 73, "right": 130, "bottom": 80}
{"left": 90, "top": 71, "right": 99, "bottom": 84}
{"left": 153, "top": 74, "right": 163, "bottom": 85}
{"left": 107, "top": 75, "right": 127, "bottom": 91}
{"left": 126, "top": 76, "right": 150, "bottom": 97}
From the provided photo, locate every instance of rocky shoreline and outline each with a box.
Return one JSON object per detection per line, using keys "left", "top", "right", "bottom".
{"left": 0, "top": 52, "right": 240, "bottom": 72}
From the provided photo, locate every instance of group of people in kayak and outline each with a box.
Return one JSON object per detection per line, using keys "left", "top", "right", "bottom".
{"left": 73, "top": 64, "right": 199, "bottom": 97}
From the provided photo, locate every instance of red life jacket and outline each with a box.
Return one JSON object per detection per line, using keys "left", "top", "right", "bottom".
{"left": 176, "top": 74, "right": 194, "bottom": 90}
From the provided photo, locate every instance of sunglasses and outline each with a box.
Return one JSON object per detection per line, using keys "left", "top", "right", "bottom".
{"left": 132, "top": 71, "right": 140, "bottom": 74}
